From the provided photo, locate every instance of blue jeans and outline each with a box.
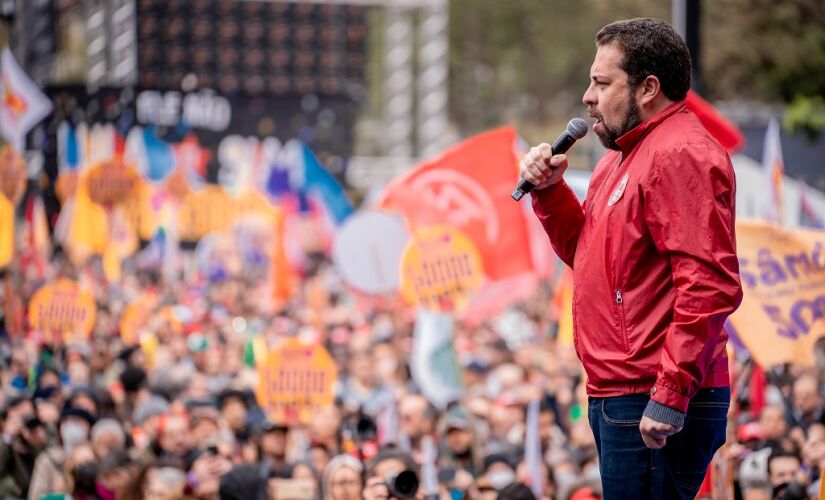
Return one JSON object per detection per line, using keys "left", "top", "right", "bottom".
{"left": 588, "top": 387, "right": 729, "bottom": 499}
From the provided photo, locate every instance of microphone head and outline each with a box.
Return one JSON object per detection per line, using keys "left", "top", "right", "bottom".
{"left": 566, "top": 118, "right": 589, "bottom": 140}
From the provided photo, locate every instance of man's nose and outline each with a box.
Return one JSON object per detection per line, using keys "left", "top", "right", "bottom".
{"left": 582, "top": 84, "right": 596, "bottom": 106}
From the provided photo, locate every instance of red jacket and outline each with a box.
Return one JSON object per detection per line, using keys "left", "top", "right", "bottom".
{"left": 532, "top": 102, "right": 742, "bottom": 413}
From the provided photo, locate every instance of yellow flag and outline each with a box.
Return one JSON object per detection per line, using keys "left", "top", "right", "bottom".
{"left": 67, "top": 172, "right": 108, "bottom": 262}
{"left": 0, "top": 193, "right": 13, "bottom": 268}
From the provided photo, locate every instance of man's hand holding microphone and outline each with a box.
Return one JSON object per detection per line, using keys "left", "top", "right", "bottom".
{"left": 512, "top": 117, "right": 588, "bottom": 201}
{"left": 519, "top": 144, "right": 569, "bottom": 191}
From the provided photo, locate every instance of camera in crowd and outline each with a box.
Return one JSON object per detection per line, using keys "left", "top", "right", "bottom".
{"left": 384, "top": 470, "right": 420, "bottom": 499}
{"left": 773, "top": 481, "right": 808, "bottom": 500}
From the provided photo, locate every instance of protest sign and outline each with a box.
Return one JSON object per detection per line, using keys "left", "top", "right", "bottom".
{"left": 256, "top": 338, "right": 338, "bottom": 425}
{"left": 28, "top": 280, "right": 96, "bottom": 341}
{"left": 399, "top": 226, "right": 483, "bottom": 312}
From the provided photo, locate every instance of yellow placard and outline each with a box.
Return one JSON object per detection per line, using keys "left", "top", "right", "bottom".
{"left": 728, "top": 220, "right": 825, "bottom": 367}
{"left": 28, "top": 280, "right": 96, "bottom": 341}
{"left": 178, "top": 185, "right": 275, "bottom": 243}
{"left": 399, "top": 225, "right": 484, "bottom": 312}
{"left": 256, "top": 338, "right": 338, "bottom": 426}
{"left": 0, "top": 193, "right": 13, "bottom": 268}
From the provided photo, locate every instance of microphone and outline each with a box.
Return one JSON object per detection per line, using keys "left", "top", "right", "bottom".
{"left": 511, "top": 118, "right": 589, "bottom": 201}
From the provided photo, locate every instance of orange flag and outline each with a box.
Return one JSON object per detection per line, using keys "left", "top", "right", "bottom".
{"left": 272, "top": 208, "right": 294, "bottom": 308}
{"left": 381, "top": 126, "right": 534, "bottom": 280}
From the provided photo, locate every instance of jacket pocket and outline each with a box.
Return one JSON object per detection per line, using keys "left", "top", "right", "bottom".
{"left": 615, "top": 289, "right": 629, "bottom": 353}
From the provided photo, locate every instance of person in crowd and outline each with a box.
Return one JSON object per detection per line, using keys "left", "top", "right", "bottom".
{"left": 322, "top": 454, "right": 362, "bottom": 500}
{"left": 90, "top": 419, "right": 126, "bottom": 459}
{"left": 0, "top": 407, "right": 48, "bottom": 499}
{"left": 257, "top": 420, "right": 291, "bottom": 470}
{"left": 767, "top": 448, "right": 806, "bottom": 492}
{"left": 397, "top": 395, "right": 438, "bottom": 464}
{"left": 218, "top": 389, "right": 251, "bottom": 445}
{"left": 438, "top": 406, "right": 484, "bottom": 478}
{"left": 791, "top": 374, "right": 823, "bottom": 431}
{"left": 362, "top": 447, "right": 418, "bottom": 500}
{"left": 760, "top": 405, "right": 789, "bottom": 442}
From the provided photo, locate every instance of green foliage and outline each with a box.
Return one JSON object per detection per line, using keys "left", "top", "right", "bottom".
{"left": 784, "top": 95, "right": 825, "bottom": 140}
{"left": 448, "top": 0, "right": 668, "bottom": 137}
{"left": 448, "top": 0, "right": 825, "bottom": 139}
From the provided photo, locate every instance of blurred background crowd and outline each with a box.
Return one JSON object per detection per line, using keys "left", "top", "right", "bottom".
{"left": 0, "top": 0, "right": 825, "bottom": 499}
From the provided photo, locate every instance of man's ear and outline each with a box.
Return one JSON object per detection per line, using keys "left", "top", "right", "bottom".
{"left": 637, "top": 75, "right": 661, "bottom": 107}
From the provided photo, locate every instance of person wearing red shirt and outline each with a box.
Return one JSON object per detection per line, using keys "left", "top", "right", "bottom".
{"left": 520, "top": 18, "right": 742, "bottom": 499}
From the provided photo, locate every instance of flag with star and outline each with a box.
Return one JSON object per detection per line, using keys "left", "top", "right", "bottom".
{"left": 1, "top": 48, "right": 53, "bottom": 150}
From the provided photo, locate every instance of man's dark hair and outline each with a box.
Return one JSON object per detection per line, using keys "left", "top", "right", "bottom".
{"left": 496, "top": 482, "right": 536, "bottom": 500}
{"left": 366, "top": 446, "right": 418, "bottom": 478}
{"left": 766, "top": 447, "right": 801, "bottom": 477}
{"left": 595, "top": 18, "right": 691, "bottom": 101}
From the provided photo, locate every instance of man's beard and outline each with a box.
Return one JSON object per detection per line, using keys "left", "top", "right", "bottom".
{"left": 593, "top": 91, "right": 642, "bottom": 151}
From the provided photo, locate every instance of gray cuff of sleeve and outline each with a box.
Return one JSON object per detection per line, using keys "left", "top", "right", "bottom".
{"left": 643, "top": 400, "right": 686, "bottom": 428}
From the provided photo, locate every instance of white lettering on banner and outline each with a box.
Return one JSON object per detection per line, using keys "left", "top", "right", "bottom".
{"left": 218, "top": 136, "right": 304, "bottom": 193}
{"left": 408, "top": 169, "right": 500, "bottom": 243}
{"left": 136, "top": 89, "right": 231, "bottom": 132}
{"left": 182, "top": 91, "right": 231, "bottom": 131}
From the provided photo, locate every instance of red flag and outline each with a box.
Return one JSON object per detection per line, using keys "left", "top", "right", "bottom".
{"left": 749, "top": 363, "right": 766, "bottom": 417}
{"left": 685, "top": 90, "right": 745, "bottom": 153}
{"left": 381, "top": 127, "right": 533, "bottom": 280}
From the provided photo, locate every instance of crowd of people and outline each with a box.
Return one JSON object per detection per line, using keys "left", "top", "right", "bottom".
{"left": 0, "top": 245, "right": 823, "bottom": 500}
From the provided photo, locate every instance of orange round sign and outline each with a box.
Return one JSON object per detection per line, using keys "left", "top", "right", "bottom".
{"left": 28, "top": 280, "right": 96, "bottom": 341}
{"left": 86, "top": 159, "right": 140, "bottom": 207}
{"left": 399, "top": 225, "right": 484, "bottom": 312}
{"left": 256, "top": 338, "right": 338, "bottom": 426}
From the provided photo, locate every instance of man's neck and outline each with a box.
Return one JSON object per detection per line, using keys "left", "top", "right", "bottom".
{"left": 640, "top": 97, "right": 675, "bottom": 122}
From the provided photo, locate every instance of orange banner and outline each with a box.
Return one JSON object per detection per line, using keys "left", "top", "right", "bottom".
{"left": 256, "top": 338, "right": 338, "bottom": 426}
{"left": 381, "top": 127, "right": 534, "bottom": 280}
{"left": 728, "top": 221, "right": 825, "bottom": 367}
{"left": 28, "top": 279, "right": 96, "bottom": 341}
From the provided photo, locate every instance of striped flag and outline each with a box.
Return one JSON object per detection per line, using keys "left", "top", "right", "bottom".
{"left": 762, "top": 118, "right": 784, "bottom": 224}
{"left": 524, "top": 398, "right": 544, "bottom": 498}
{"left": 799, "top": 180, "right": 824, "bottom": 229}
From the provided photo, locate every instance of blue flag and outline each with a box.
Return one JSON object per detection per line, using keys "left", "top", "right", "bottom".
{"left": 301, "top": 145, "right": 354, "bottom": 224}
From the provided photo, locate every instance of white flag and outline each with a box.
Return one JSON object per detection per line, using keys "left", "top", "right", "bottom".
{"left": 0, "top": 48, "right": 52, "bottom": 150}
{"left": 411, "top": 309, "right": 463, "bottom": 409}
{"left": 525, "top": 399, "right": 544, "bottom": 497}
{"left": 761, "top": 118, "right": 785, "bottom": 225}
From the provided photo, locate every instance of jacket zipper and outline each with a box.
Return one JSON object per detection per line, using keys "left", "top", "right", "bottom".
{"left": 615, "top": 289, "right": 629, "bottom": 353}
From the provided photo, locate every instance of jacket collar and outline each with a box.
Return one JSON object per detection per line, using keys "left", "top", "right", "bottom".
{"left": 615, "top": 100, "right": 686, "bottom": 155}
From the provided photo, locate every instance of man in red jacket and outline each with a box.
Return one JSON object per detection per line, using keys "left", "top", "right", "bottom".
{"left": 520, "top": 18, "right": 742, "bottom": 498}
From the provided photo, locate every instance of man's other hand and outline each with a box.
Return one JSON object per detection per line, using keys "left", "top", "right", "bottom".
{"left": 639, "top": 416, "right": 682, "bottom": 449}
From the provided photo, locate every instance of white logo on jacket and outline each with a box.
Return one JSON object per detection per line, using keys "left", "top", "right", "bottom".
{"left": 607, "top": 172, "right": 629, "bottom": 207}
